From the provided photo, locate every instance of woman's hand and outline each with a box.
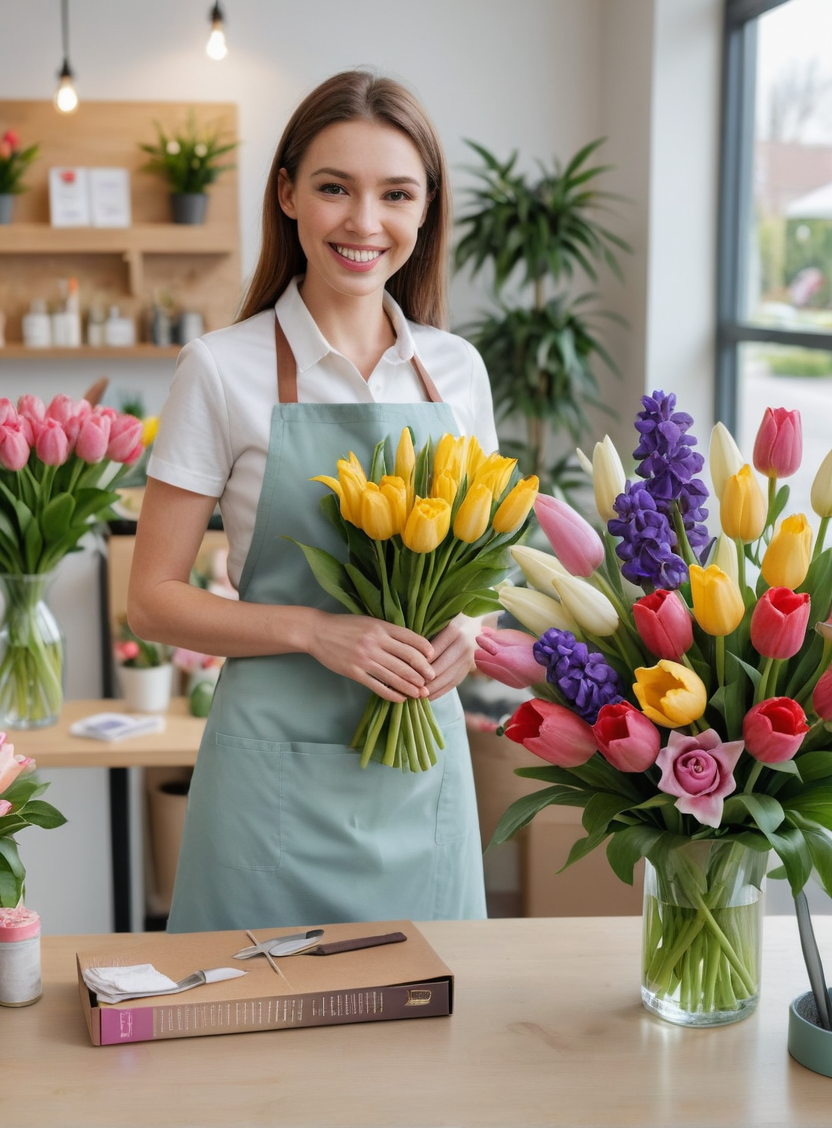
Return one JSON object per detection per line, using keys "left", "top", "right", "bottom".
{"left": 306, "top": 614, "right": 436, "bottom": 703}
{"left": 425, "top": 614, "right": 482, "bottom": 701}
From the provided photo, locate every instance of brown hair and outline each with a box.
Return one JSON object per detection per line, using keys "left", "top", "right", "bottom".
{"left": 237, "top": 69, "right": 449, "bottom": 328}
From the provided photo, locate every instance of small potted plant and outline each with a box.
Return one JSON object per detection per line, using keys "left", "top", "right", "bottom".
{"left": 0, "top": 129, "right": 39, "bottom": 225}
{"left": 114, "top": 623, "right": 173, "bottom": 713}
{"left": 139, "top": 111, "right": 238, "bottom": 224}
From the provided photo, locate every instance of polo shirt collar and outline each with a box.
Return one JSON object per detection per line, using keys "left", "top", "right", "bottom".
{"left": 274, "top": 277, "right": 416, "bottom": 374}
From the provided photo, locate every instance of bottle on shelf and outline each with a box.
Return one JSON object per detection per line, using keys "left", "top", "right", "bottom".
{"left": 103, "top": 305, "right": 136, "bottom": 347}
{"left": 22, "top": 299, "right": 52, "bottom": 348}
{"left": 86, "top": 302, "right": 107, "bottom": 347}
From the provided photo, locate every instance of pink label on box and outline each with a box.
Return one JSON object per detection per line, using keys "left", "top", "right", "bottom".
{"left": 100, "top": 1006, "right": 155, "bottom": 1044}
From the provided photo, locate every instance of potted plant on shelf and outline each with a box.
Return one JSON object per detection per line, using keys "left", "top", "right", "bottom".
{"left": 114, "top": 623, "right": 173, "bottom": 714}
{"left": 0, "top": 129, "right": 39, "bottom": 225}
{"left": 139, "top": 111, "right": 238, "bottom": 224}
{"left": 454, "top": 139, "right": 630, "bottom": 494}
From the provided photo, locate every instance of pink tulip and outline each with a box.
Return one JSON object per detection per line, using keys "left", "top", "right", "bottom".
{"left": 46, "top": 394, "right": 91, "bottom": 447}
{"left": 503, "top": 698, "right": 597, "bottom": 767}
{"left": 75, "top": 412, "right": 111, "bottom": 463}
{"left": 0, "top": 421, "right": 31, "bottom": 471}
{"left": 753, "top": 407, "right": 802, "bottom": 479}
{"left": 3, "top": 129, "right": 20, "bottom": 149}
{"left": 0, "top": 398, "right": 18, "bottom": 425}
{"left": 474, "top": 627, "right": 543, "bottom": 689}
{"left": 0, "top": 799, "right": 12, "bottom": 817}
{"left": 106, "top": 413, "right": 144, "bottom": 464}
{"left": 0, "top": 141, "right": 11, "bottom": 161}
{"left": 116, "top": 641, "right": 140, "bottom": 662}
{"left": 16, "top": 394, "right": 45, "bottom": 444}
{"left": 592, "top": 701, "right": 662, "bottom": 772}
{"left": 813, "top": 667, "right": 832, "bottom": 722}
{"left": 743, "top": 697, "right": 808, "bottom": 764}
{"left": 750, "top": 587, "right": 811, "bottom": 660}
{"left": 533, "top": 495, "right": 604, "bottom": 577}
{"left": 632, "top": 589, "right": 694, "bottom": 661}
{"left": 34, "top": 418, "right": 70, "bottom": 466}
{"left": 0, "top": 733, "right": 33, "bottom": 794}
{"left": 656, "top": 728, "right": 743, "bottom": 828}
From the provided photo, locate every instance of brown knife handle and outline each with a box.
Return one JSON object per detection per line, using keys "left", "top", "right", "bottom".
{"left": 307, "top": 931, "right": 407, "bottom": 956}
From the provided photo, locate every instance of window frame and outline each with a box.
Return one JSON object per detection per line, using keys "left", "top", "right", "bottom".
{"left": 716, "top": 0, "right": 832, "bottom": 430}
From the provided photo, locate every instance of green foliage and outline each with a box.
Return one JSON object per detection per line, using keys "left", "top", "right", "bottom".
{"left": 454, "top": 139, "right": 630, "bottom": 489}
{"left": 0, "top": 765, "right": 67, "bottom": 908}
{"left": 0, "top": 131, "right": 39, "bottom": 195}
{"left": 139, "top": 110, "right": 238, "bottom": 195}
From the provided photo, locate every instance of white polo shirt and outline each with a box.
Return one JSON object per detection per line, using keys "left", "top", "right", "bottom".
{"left": 148, "top": 277, "right": 499, "bottom": 587}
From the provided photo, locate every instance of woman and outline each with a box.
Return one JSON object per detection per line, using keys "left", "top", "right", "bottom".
{"left": 129, "top": 70, "right": 499, "bottom": 932}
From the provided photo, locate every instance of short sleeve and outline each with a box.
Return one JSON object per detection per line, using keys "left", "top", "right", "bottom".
{"left": 147, "top": 339, "right": 232, "bottom": 498}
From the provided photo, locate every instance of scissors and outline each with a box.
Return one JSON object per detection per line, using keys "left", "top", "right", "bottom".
{"left": 233, "top": 929, "right": 325, "bottom": 961}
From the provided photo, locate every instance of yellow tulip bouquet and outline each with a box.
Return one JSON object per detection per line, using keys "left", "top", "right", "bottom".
{"left": 477, "top": 390, "right": 832, "bottom": 1025}
{"left": 296, "top": 428, "right": 538, "bottom": 771}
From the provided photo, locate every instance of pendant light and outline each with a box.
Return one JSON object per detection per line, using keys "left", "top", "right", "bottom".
{"left": 206, "top": 3, "right": 228, "bottom": 61}
{"left": 54, "top": 0, "right": 79, "bottom": 113}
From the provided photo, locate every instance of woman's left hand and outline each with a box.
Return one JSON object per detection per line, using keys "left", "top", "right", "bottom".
{"left": 426, "top": 614, "right": 484, "bottom": 700}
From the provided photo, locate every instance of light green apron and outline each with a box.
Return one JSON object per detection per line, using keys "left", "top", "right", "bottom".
{"left": 167, "top": 316, "right": 487, "bottom": 931}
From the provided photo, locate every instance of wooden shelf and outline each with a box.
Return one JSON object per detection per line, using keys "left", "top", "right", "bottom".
{"left": 0, "top": 344, "right": 181, "bottom": 359}
{"left": 0, "top": 222, "right": 238, "bottom": 255}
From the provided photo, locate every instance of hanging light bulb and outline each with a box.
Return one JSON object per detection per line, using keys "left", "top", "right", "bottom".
{"left": 54, "top": 0, "right": 79, "bottom": 113}
{"left": 206, "top": 2, "right": 228, "bottom": 61}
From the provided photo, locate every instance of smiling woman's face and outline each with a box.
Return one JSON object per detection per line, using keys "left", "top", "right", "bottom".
{"left": 277, "top": 118, "right": 429, "bottom": 306}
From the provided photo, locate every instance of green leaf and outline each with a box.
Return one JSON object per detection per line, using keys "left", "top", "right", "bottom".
{"left": 17, "top": 800, "right": 67, "bottom": 830}
{"left": 0, "top": 836, "right": 25, "bottom": 878}
{"left": 487, "top": 785, "right": 587, "bottom": 848}
{"left": 728, "top": 792, "right": 786, "bottom": 836}
{"left": 766, "top": 826, "right": 813, "bottom": 895}
{"left": 803, "top": 827, "right": 832, "bottom": 898}
{"left": 284, "top": 539, "right": 364, "bottom": 615}
{"left": 344, "top": 563, "right": 383, "bottom": 619}
{"left": 0, "top": 853, "right": 23, "bottom": 908}
{"left": 581, "top": 791, "right": 637, "bottom": 834}
{"left": 783, "top": 785, "right": 832, "bottom": 831}
{"left": 40, "top": 492, "right": 75, "bottom": 542}
{"left": 605, "top": 825, "right": 669, "bottom": 885}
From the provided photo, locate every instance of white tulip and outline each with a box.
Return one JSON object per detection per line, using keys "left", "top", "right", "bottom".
{"left": 811, "top": 447, "right": 832, "bottom": 519}
{"left": 499, "top": 586, "right": 579, "bottom": 636}
{"left": 709, "top": 422, "right": 745, "bottom": 503}
{"left": 592, "top": 435, "right": 627, "bottom": 522}
{"left": 575, "top": 447, "right": 594, "bottom": 476}
{"left": 550, "top": 572, "right": 620, "bottom": 636}
{"left": 711, "top": 533, "right": 739, "bottom": 585}
{"left": 511, "top": 545, "right": 570, "bottom": 594}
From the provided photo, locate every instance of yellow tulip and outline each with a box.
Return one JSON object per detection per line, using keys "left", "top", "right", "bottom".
{"left": 360, "top": 482, "right": 396, "bottom": 540}
{"left": 141, "top": 415, "right": 160, "bottom": 446}
{"left": 395, "top": 428, "right": 416, "bottom": 509}
{"left": 453, "top": 482, "right": 493, "bottom": 543}
{"left": 709, "top": 422, "right": 745, "bottom": 503}
{"left": 433, "top": 434, "right": 466, "bottom": 484}
{"left": 493, "top": 475, "right": 539, "bottom": 533}
{"left": 309, "top": 473, "right": 345, "bottom": 509}
{"left": 811, "top": 448, "right": 832, "bottom": 518}
{"left": 688, "top": 564, "right": 745, "bottom": 636}
{"left": 432, "top": 469, "right": 459, "bottom": 507}
{"left": 465, "top": 435, "right": 487, "bottom": 481}
{"left": 761, "top": 513, "right": 813, "bottom": 590}
{"left": 336, "top": 459, "right": 367, "bottom": 525}
{"left": 402, "top": 497, "right": 451, "bottom": 553}
{"left": 472, "top": 453, "right": 517, "bottom": 499}
{"left": 720, "top": 464, "right": 767, "bottom": 543}
{"left": 633, "top": 660, "right": 708, "bottom": 728}
{"left": 379, "top": 475, "right": 408, "bottom": 535}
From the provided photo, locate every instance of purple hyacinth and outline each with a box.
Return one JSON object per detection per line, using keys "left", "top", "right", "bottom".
{"left": 608, "top": 480, "right": 689, "bottom": 590}
{"left": 632, "top": 390, "right": 709, "bottom": 553}
{"left": 533, "top": 628, "right": 622, "bottom": 724}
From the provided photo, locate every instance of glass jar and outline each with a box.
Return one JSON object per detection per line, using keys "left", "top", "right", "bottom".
{"left": 0, "top": 906, "right": 42, "bottom": 1007}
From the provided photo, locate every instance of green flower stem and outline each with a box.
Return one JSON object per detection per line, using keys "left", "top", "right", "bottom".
{"left": 357, "top": 699, "right": 390, "bottom": 768}
{"left": 795, "top": 637, "right": 832, "bottom": 709}
{"left": 734, "top": 538, "right": 748, "bottom": 595}
{"left": 755, "top": 656, "right": 774, "bottom": 707}
{"left": 744, "top": 761, "right": 764, "bottom": 794}
{"left": 401, "top": 700, "right": 421, "bottom": 772}
{"left": 813, "top": 516, "right": 830, "bottom": 561}
{"left": 383, "top": 701, "right": 405, "bottom": 768}
{"left": 671, "top": 505, "right": 697, "bottom": 568}
{"left": 591, "top": 571, "right": 644, "bottom": 652}
{"left": 716, "top": 635, "right": 725, "bottom": 690}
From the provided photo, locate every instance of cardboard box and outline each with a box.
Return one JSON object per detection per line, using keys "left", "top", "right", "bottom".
{"left": 76, "top": 920, "right": 453, "bottom": 1046}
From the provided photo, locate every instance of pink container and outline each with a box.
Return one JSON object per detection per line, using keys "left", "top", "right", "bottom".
{"left": 0, "top": 906, "right": 42, "bottom": 1006}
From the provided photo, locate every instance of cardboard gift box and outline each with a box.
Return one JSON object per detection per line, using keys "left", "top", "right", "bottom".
{"left": 76, "top": 920, "right": 453, "bottom": 1046}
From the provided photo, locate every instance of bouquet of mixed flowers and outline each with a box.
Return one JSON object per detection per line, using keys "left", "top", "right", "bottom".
{"left": 298, "top": 428, "right": 538, "bottom": 771}
{"left": 0, "top": 394, "right": 147, "bottom": 727}
{"left": 0, "top": 731, "right": 66, "bottom": 907}
{"left": 478, "top": 391, "right": 832, "bottom": 1023}
{"left": 0, "top": 129, "right": 39, "bottom": 195}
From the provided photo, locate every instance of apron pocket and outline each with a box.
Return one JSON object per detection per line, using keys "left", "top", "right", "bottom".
{"left": 433, "top": 713, "right": 479, "bottom": 845}
{"left": 204, "top": 731, "right": 283, "bottom": 871}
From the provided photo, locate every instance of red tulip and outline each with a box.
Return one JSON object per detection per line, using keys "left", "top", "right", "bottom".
{"left": 3, "top": 129, "right": 20, "bottom": 149}
{"left": 75, "top": 412, "right": 111, "bottom": 464}
{"left": 813, "top": 667, "right": 832, "bottom": 722}
{"left": 632, "top": 590, "right": 694, "bottom": 661}
{"left": 503, "top": 699, "right": 597, "bottom": 767}
{"left": 743, "top": 697, "right": 808, "bottom": 764}
{"left": 592, "top": 701, "right": 662, "bottom": 772}
{"left": 533, "top": 495, "right": 604, "bottom": 577}
{"left": 749, "top": 587, "right": 811, "bottom": 660}
{"left": 753, "top": 407, "right": 802, "bottom": 479}
{"left": 34, "top": 418, "right": 70, "bottom": 466}
{"left": 474, "top": 628, "right": 543, "bottom": 689}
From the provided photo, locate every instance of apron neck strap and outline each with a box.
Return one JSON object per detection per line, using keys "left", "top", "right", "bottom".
{"left": 274, "top": 314, "right": 443, "bottom": 404}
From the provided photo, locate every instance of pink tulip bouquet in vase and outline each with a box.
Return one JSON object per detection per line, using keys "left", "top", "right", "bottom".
{"left": 0, "top": 394, "right": 147, "bottom": 728}
{"left": 478, "top": 391, "right": 832, "bottom": 1027}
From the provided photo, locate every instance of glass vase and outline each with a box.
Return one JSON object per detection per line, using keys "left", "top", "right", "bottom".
{"left": 641, "top": 838, "right": 767, "bottom": 1027}
{"left": 0, "top": 573, "right": 65, "bottom": 729}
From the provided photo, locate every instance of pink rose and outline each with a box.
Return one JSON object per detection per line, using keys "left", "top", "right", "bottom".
{"left": 656, "top": 729, "right": 743, "bottom": 828}
{"left": 0, "top": 733, "right": 34, "bottom": 794}
{"left": 474, "top": 627, "right": 543, "bottom": 689}
{"left": 503, "top": 699, "right": 597, "bottom": 767}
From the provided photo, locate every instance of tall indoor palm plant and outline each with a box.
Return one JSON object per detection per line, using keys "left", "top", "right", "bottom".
{"left": 454, "top": 139, "right": 630, "bottom": 491}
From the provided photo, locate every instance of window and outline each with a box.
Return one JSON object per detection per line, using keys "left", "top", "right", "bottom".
{"left": 718, "top": 0, "right": 832, "bottom": 525}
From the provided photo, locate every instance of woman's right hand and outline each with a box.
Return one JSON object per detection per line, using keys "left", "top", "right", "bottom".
{"left": 306, "top": 613, "right": 435, "bottom": 702}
